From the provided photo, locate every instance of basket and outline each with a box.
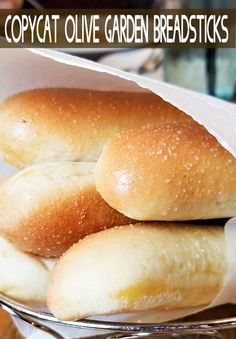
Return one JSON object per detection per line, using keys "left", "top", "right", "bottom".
{"left": 1, "top": 294, "right": 236, "bottom": 339}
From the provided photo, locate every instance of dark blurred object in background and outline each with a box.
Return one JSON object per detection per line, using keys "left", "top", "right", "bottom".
{"left": 23, "top": 0, "right": 154, "bottom": 8}
{"left": 163, "top": 0, "right": 236, "bottom": 100}
{"left": 0, "top": 0, "right": 154, "bottom": 9}
{"left": 0, "top": 0, "right": 23, "bottom": 9}
{"left": 164, "top": 48, "right": 236, "bottom": 100}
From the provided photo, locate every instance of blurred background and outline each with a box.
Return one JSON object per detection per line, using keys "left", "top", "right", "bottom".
{"left": 0, "top": 0, "right": 235, "bottom": 101}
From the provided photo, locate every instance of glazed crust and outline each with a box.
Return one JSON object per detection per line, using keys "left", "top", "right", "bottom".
{"left": 95, "top": 122, "right": 236, "bottom": 220}
{"left": 0, "top": 162, "right": 133, "bottom": 257}
{"left": 0, "top": 88, "right": 191, "bottom": 168}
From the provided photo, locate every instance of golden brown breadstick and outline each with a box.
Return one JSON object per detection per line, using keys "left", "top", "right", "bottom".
{"left": 95, "top": 122, "right": 236, "bottom": 220}
{"left": 0, "top": 162, "right": 132, "bottom": 257}
{"left": 0, "top": 88, "right": 191, "bottom": 168}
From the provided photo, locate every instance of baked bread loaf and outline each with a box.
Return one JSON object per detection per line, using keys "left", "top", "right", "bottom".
{"left": 0, "top": 236, "right": 51, "bottom": 304}
{"left": 47, "top": 223, "right": 226, "bottom": 320}
{"left": 0, "top": 88, "right": 191, "bottom": 168}
{"left": 0, "top": 162, "right": 132, "bottom": 257}
{"left": 95, "top": 122, "right": 236, "bottom": 220}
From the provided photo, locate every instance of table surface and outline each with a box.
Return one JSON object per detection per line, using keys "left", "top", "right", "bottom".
{"left": 0, "top": 304, "right": 236, "bottom": 339}
{"left": 0, "top": 308, "right": 22, "bottom": 339}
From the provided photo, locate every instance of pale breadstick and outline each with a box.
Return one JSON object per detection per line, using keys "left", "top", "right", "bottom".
{"left": 0, "top": 236, "right": 50, "bottom": 304}
{"left": 47, "top": 223, "right": 226, "bottom": 320}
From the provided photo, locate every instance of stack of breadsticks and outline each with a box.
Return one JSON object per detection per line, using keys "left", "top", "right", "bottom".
{"left": 0, "top": 88, "right": 235, "bottom": 321}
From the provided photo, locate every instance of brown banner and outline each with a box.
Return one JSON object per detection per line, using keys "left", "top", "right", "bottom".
{"left": 0, "top": 9, "right": 235, "bottom": 48}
